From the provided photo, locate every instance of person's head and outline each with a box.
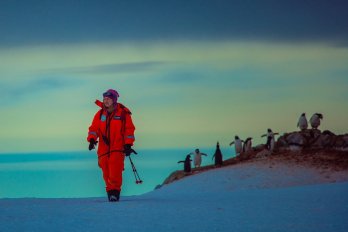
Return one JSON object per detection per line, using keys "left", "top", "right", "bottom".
{"left": 235, "top": 135, "right": 239, "bottom": 140}
{"left": 267, "top": 128, "right": 272, "bottom": 133}
{"left": 195, "top": 148, "right": 200, "bottom": 153}
{"left": 301, "top": 113, "right": 305, "bottom": 116}
{"left": 103, "top": 89, "right": 119, "bottom": 108}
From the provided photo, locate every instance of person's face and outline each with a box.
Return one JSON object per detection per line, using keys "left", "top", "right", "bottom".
{"left": 103, "top": 97, "right": 114, "bottom": 108}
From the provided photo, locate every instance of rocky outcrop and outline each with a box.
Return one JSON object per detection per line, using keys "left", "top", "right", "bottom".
{"left": 158, "top": 129, "right": 348, "bottom": 188}
{"left": 161, "top": 163, "right": 221, "bottom": 186}
{"left": 162, "top": 170, "right": 188, "bottom": 185}
{"left": 276, "top": 129, "right": 348, "bottom": 151}
{"left": 159, "top": 150, "right": 260, "bottom": 187}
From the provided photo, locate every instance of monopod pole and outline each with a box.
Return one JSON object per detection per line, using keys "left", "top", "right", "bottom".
{"left": 128, "top": 155, "right": 143, "bottom": 184}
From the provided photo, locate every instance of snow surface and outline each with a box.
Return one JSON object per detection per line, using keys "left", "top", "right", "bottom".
{"left": 1, "top": 160, "right": 348, "bottom": 232}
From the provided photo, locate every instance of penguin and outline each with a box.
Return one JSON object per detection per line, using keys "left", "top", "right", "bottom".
{"left": 297, "top": 113, "right": 308, "bottom": 131}
{"left": 261, "top": 129, "right": 279, "bottom": 151}
{"left": 190, "top": 148, "right": 208, "bottom": 168}
{"left": 178, "top": 155, "right": 192, "bottom": 173}
{"left": 310, "top": 113, "right": 323, "bottom": 129}
{"left": 243, "top": 137, "right": 253, "bottom": 152}
{"left": 212, "top": 142, "right": 223, "bottom": 166}
{"left": 229, "top": 136, "right": 244, "bottom": 156}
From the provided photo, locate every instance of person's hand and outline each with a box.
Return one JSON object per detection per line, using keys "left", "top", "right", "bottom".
{"left": 89, "top": 139, "right": 98, "bottom": 151}
{"left": 124, "top": 144, "right": 137, "bottom": 156}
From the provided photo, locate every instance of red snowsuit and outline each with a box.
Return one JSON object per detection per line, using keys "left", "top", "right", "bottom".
{"left": 87, "top": 100, "right": 135, "bottom": 192}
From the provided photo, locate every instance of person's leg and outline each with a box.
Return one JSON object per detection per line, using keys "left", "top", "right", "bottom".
{"left": 107, "top": 152, "right": 125, "bottom": 201}
{"left": 98, "top": 155, "right": 110, "bottom": 191}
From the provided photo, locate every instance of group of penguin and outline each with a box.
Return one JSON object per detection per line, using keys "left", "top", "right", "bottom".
{"left": 298, "top": 113, "right": 323, "bottom": 130}
{"left": 178, "top": 113, "right": 324, "bottom": 173}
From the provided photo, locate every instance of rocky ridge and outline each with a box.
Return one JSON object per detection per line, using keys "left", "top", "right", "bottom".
{"left": 160, "top": 129, "right": 348, "bottom": 187}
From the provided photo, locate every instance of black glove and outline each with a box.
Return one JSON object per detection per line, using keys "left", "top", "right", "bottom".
{"left": 88, "top": 139, "right": 98, "bottom": 151}
{"left": 124, "top": 144, "right": 137, "bottom": 156}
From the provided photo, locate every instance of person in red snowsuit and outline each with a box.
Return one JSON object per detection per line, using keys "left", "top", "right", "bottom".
{"left": 87, "top": 89, "right": 136, "bottom": 202}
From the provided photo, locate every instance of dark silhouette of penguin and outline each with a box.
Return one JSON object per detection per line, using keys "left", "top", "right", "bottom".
{"left": 243, "top": 137, "right": 253, "bottom": 152}
{"left": 178, "top": 155, "right": 192, "bottom": 173}
{"left": 212, "top": 142, "right": 223, "bottom": 166}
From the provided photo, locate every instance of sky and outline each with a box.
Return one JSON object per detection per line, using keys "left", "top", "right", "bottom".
{"left": 0, "top": 0, "right": 348, "bottom": 153}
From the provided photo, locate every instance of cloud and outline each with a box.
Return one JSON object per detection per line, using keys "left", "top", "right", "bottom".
{"left": 0, "top": 76, "right": 81, "bottom": 107}
{"left": 47, "top": 61, "right": 168, "bottom": 74}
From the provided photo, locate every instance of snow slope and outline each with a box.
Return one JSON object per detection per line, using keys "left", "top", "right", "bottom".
{"left": 1, "top": 159, "right": 348, "bottom": 232}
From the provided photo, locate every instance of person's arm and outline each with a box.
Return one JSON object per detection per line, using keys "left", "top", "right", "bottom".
{"left": 123, "top": 108, "right": 136, "bottom": 146}
{"left": 95, "top": 99, "right": 103, "bottom": 108}
{"left": 87, "top": 111, "right": 101, "bottom": 143}
{"left": 229, "top": 141, "right": 234, "bottom": 146}
{"left": 261, "top": 134, "right": 266, "bottom": 137}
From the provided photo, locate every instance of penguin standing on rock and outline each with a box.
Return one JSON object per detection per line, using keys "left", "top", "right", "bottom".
{"left": 261, "top": 129, "right": 279, "bottom": 151}
{"left": 243, "top": 137, "right": 253, "bottom": 152}
{"left": 212, "top": 142, "right": 223, "bottom": 166}
{"left": 178, "top": 155, "right": 192, "bottom": 173}
{"left": 297, "top": 113, "right": 308, "bottom": 131}
{"left": 189, "top": 148, "right": 208, "bottom": 168}
{"left": 310, "top": 113, "right": 323, "bottom": 129}
{"left": 229, "top": 136, "right": 244, "bottom": 156}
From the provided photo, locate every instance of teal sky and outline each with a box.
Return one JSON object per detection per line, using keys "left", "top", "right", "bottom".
{"left": 1, "top": 0, "right": 348, "bottom": 153}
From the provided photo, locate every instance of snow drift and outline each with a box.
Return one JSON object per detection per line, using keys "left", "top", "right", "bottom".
{"left": 1, "top": 157, "right": 348, "bottom": 232}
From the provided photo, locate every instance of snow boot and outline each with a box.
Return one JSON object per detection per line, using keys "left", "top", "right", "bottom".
{"left": 107, "top": 190, "right": 120, "bottom": 202}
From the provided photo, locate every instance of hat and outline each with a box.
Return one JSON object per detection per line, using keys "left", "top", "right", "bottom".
{"left": 103, "top": 89, "right": 119, "bottom": 105}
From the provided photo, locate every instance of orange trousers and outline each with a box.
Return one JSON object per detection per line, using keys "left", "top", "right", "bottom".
{"left": 98, "top": 152, "right": 125, "bottom": 192}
